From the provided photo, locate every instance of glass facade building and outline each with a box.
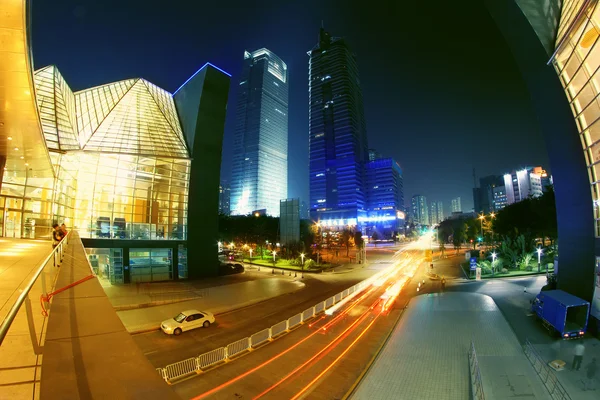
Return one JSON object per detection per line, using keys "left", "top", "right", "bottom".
{"left": 308, "top": 28, "right": 369, "bottom": 226}
{"left": 0, "top": 63, "right": 230, "bottom": 283}
{"left": 279, "top": 198, "right": 300, "bottom": 245}
{"left": 363, "top": 158, "right": 404, "bottom": 237}
{"left": 230, "top": 49, "right": 289, "bottom": 217}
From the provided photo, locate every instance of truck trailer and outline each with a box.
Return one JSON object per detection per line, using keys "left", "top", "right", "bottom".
{"left": 531, "top": 290, "right": 590, "bottom": 339}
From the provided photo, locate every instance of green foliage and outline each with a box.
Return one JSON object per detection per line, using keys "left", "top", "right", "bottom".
{"left": 494, "top": 188, "right": 557, "bottom": 243}
{"left": 304, "top": 259, "right": 317, "bottom": 270}
{"left": 519, "top": 252, "right": 534, "bottom": 271}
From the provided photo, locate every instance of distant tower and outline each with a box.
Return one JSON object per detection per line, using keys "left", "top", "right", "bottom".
{"left": 308, "top": 27, "right": 368, "bottom": 224}
{"left": 230, "top": 49, "right": 289, "bottom": 216}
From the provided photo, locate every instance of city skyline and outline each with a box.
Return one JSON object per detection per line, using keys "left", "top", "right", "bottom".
{"left": 29, "top": 0, "right": 550, "bottom": 213}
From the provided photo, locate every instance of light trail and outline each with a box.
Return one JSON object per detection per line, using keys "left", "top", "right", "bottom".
{"left": 252, "top": 297, "right": 381, "bottom": 400}
{"left": 192, "top": 276, "right": 380, "bottom": 400}
{"left": 291, "top": 314, "right": 381, "bottom": 400}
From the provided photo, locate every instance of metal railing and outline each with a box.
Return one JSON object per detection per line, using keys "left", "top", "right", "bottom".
{"left": 155, "top": 257, "right": 404, "bottom": 384}
{"left": 0, "top": 232, "right": 70, "bottom": 346}
{"left": 523, "top": 339, "right": 571, "bottom": 400}
{"left": 468, "top": 341, "right": 485, "bottom": 400}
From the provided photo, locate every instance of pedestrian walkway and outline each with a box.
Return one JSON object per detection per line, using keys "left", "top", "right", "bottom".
{"left": 0, "top": 237, "right": 59, "bottom": 399}
{"left": 41, "top": 232, "right": 177, "bottom": 399}
{"left": 117, "top": 277, "right": 305, "bottom": 333}
{"left": 350, "top": 292, "right": 550, "bottom": 400}
{"left": 531, "top": 339, "right": 600, "bottom": 397}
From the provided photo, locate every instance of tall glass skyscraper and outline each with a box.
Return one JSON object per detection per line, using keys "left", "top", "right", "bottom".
{"left": 230, "top": 48, "right": 288, "bottom": 217}
{"left": 308, "top": 28, "right": 369, "bottom": 226}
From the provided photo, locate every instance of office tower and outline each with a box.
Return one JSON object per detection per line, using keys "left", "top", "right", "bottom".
{"left": 308, "top": 27, "right": 369, "bottom": 227}
{"left": 411, "top": 195, "right": 428, "bottom": 225}
{"left": 473, "top": 175, "right": 504, "bottom": 214}
{"left": 218, "top": 181, "right": 231, "bottom": 215}
{"left": 368, "top": 148, "right": 381, "bottom": 161}
{"left": 503, "top": 167, "right": 543, "bottom": 205}
{"left": 437, "top": 201, "right": 444, "bottom": 222}
{"left": 493, "top": 186, "right": 508, "bottom": 211}
{"left": 429, "top": 202, "right": 438, "bottom": 225}
{"left": 300, "top": 200, "right": 309, "bottom": 220}
{"left": 230, "top": 48, "right": 289, "bottom": 217}
{"left": 364, "top": 158, "right": 404, "bottom": 237}
{"left": 451, "top": 197, "right": 462, "bottom": 213}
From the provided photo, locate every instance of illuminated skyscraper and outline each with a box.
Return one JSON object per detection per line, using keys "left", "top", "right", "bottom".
{"left": 451, "top": 197, "right": 462, "bottom": 213}
{"left": 411, "top": 195, "right": 428, "bottom": 225}
{"left": 230, "top": 48, "right": 288, "bottom": 217}
{"left": 308, "top": 28, "right": 369, "bottom": 226}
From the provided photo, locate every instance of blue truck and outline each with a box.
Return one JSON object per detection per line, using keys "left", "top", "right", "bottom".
{"left": 531, "top": 290, "right": 590, "bottom": 339}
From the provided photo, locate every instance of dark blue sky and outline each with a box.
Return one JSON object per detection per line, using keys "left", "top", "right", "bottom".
{"left": 31, "top": 0, "right": 549, "bottom": 214}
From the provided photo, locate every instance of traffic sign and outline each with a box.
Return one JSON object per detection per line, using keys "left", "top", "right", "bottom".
{"left": 470, "top": 257, "right": 477, "bottom": 271}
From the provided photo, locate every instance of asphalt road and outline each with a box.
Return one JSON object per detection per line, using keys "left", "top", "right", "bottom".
{"left": 173, "top": 248, "right": 427, "bottom": 400}
{"left": 133, "top": 246, "right": 409, "bottom": 368}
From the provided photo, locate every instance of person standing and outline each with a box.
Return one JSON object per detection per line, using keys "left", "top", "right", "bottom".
{"left": 572, "top": 340, "right": 585, "bottom": 371}
{"left": 60, "top": 223, "right": 68, "bottom": 239}
{"left": 584, "top": 358, "right": 597, "bottom": 391}
{"left": 51, "top": 224, "right": 63, "bottom": 249}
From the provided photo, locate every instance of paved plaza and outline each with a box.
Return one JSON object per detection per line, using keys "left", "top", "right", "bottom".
{"left": 351, "top": 292, "right": 549, "bottom": 400}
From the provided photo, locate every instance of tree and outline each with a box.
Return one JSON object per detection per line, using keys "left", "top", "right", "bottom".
{"left": 341, "top": 228, "right": 353, "bottom": 257}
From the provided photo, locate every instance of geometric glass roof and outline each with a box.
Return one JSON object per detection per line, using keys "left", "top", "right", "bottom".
{"left": 34, "top": 66, "right": 80, "bottom": 151}
{"left": 33, "top": 66, "right": 190, "bottom": 158}
{"left": 76, "top": 79, "right": 189, "bottom": 157}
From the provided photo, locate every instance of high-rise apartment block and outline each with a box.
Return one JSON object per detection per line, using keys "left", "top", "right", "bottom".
{"left": 430, "top": 202, "right": 438, "bottom": 225}
{"left": 451, "top": 197, "right": 462, "bottom": 213}
{"left": 437, "top": 201, "right": 444, "bottom": 222}
{"left": 411, "top": 195, "right": 429, "bottom": 225}
{"left": 230, "top": 48, "right": 288, "bottom": 217}
{"left": 308, "top": 28, "right": 369, "bottom": 226}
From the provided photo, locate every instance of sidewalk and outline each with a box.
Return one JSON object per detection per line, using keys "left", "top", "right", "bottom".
{"left": 116, "top": 277, "right": 305, "bottom": 333}
{"left": 531, "top": 339, "right": 600, "bottom": 397}
{"left": 0, "top": 237, "right": 59, "bottom": 399}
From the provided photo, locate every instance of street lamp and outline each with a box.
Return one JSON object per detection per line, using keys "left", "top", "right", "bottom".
{"left": 478, "top": 214, "right": 484, "bottom": 243}
{"left": 300, "top": 253, "right": 305, "bottom": 278}
{"left": 491, "top": 251, "right": 497, "bottom": 276}
{"left": 272, "top": 250, "right": 277, "bottom": 264}
{"left": 537, "top": 247, "right": 542, "bottom": 273}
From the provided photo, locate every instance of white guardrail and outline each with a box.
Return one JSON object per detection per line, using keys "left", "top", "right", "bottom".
{"left": 155, "top": 257, "right": 403, "bottom": 384}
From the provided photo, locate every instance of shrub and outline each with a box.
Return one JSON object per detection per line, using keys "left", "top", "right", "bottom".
{"left": 304, "top": 259, "right": 317, "bottom": 270}
{"left": 501, "top": 268, "right": 508, "bottom": 274}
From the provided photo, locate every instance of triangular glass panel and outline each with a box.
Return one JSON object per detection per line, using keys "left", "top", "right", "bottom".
{"left": 82, "top": 80, "right": 189, "bottom": 158}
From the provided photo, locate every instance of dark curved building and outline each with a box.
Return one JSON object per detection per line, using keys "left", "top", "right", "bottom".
{"left": 486, "top": 0, "right": 600, "bottom": 332}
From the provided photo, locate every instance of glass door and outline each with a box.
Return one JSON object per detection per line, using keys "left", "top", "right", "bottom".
{"left": 3, "top": 210, "right": 22, "bottom": 238}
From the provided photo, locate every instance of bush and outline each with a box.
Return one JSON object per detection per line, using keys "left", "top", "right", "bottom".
{"left": 304, "top": 259, "right": 318, "bottom": 270}
{"left": 501, "top": 268, "right": 508, "bottom": 274}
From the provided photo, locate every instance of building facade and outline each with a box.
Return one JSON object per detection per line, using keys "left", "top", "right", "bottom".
{"left": 0, "top": 63, "right": 230, "bottom": 283}
{"left": 368, "top": 148, "right": 381, "bottom": 161}
{"left": 474, "top": 175, "right": 504, "bottom": 214}
{"left": 437, "top": 201, "right": 444, "bottom": 222}
{"left": 218, "top": 181, "right": 231, "bottom": 215}
{"left": 492, "top": 186, "right": 508, "bottom": 211}
{"left": 411, "top": 195, "right": 428, "bottom": 226}
{"left": 503, "top": 167, "right": 543, "bottom": 205}
{"left": 451, "top": 197, "right": 462, "bottom": 213}
{"left": 429, "top": 202, "right": 439, "bottom": 225}
{"left": 486, "top": 0, "right": 600, "bottom": 327}
{"left": 363, "top": 158, "right": 404, "bottom": 237}
{"left": 308, "top": 28, "right": 369, "bottom": 227}
{"left": 230, "top": 48, "right": 289, "bottom": 217}
{"left": 280, "top": 198, "right": 300, "bottom": 245}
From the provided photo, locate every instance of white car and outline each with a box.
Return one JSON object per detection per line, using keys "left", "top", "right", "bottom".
{"left": 161, "top": 309, "right": 215, "bottom": 336}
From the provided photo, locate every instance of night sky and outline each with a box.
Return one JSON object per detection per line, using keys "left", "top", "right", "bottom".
{"left": 31, "top": 0, "right": 549, "bottom": 214}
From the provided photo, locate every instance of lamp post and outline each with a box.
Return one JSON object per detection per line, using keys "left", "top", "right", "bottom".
{"left": 300, "top": 253, "right": 305, "bottom": 278}
{"left": 272, "top": 250, "right": 277, "bottom": 266}
{"left": 537, "top": 247, "right": 542, "bottom": 273}
{"left": 478, "top": 214, "right": 484, "bottom": 245}
{"left": 491, "top": 251, "right": 497, "bottom": 276}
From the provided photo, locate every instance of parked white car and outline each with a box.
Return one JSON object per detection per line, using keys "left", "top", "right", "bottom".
{"left": 161, "top": 309, "right": 215, "bottom": 336}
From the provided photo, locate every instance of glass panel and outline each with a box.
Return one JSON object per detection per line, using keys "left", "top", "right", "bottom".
{"left": 178, "top": 245, "right": 187, "bottom": 279}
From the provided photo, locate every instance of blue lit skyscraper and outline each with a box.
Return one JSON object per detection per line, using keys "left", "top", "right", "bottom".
{"left": 230, "top": 49, "right": 288, "bottom": 216}
{"left": 308, "top": 28, "right": 369, "bottom": 226}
